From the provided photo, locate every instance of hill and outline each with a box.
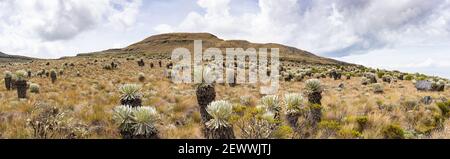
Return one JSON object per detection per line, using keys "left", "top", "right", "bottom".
{"left": 0, "top": 51, "right": 36, "bottom": 63}
{"left": 78, "top": 33, "right": 351, "bottom": 66}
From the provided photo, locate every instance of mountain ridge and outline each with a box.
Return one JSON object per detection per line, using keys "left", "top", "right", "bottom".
{"left": 0, "top": 51, "right": 36, "bottom": 62}
{"left": 78, "top": 33, "right": 352, "bottom": 66}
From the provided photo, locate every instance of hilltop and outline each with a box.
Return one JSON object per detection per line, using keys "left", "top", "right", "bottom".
{"left": 78, "top": 33, "right": 351, "bottom": 66}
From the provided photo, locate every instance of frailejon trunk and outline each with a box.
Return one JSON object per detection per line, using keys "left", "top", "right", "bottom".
{"left": 51, "top": 72, "right": 57, "bottom": 83}
{"left": 205, "top": 126, "right": 235, "bottom": 139}
{"left": 121, "top": 130, "right": 160, "bottom": 139}
{"left": 307, "top": 92, "right": 322, "bottom": 105}
{"left": 16, "top": 80, "right": 27, "bottom": 99}
{"left": 11, "top": 79, "right": 17, "bottom": 90}
{"left": 309, "top": 107, "right": 322, "bottom": 127}
{"left": 4, "top": 77, "right": 11, "bottom": 90}
{"left": 120, "top": 98, "right": 142, "bottom": 108}
{"left": 196, "top": 84, "right": 215, "bottom": 124}
{"left": 286, "top": 113, "right": 300, "bottom": 129}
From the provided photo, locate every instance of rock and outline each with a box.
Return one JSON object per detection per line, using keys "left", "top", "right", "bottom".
{"left": 420, "top": 96, "right": 433, "bottom": 105}
{"left": 415, "top": 80, "right": 432, "bottom": 91}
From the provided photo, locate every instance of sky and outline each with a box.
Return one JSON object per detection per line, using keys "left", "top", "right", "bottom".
{"left": 0, "top": 0, "right": 449, "bottom": 78}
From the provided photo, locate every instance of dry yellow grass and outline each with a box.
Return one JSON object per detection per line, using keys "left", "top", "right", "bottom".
{"left": 0, "top": 57, "right": 449, "bottom": 139}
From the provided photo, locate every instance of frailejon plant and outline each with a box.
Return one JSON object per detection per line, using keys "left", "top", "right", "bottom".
{"left": 372, "top": 83, "right": 384, "bottom": 94}
{"left": 4, "top": 71, "right": 12, "bottom": 91}
{"left": 137, "top": 59, "right": 145, "bottom": 67}
{"left": 27, "top": 69, "right": 32, "bottom": 78}
{"left": 260, "top": 95, "right": 281, "bottom": 121}
{"left": 205, "top": 100, "right": 235, "bottom": 139}
{"left": 382, "top": 75, "right": 392, "bottom": 83}
{"left": 50, "top": 69, "right": 57, "bottom": 84}
{"left": 309, "top": 104, "right": 322, "bottom": 127}
{"left": 119, "top": 84, "right": 142, "bottom": 107}
{"left": 15, "top": 70, "right": 28, "bottom": 99}
{"left": 284, "top": 93, "right": 304, "bottom": 128}
{"left": 11, "top": 74, "right": 17, "bottom": 90}
{"left": 304, "top": 79, "right": 323, "bottom": 105}
{"left": 131, "top": 106, "right": 159, "bottom": 139}
{"left": 196, "top": 83, "right": 215, "bottom": 125}
{"left": 432, "top": 80, "right": 445, "bottom": 92}
{"left": 138, "top": 72, "right": 145, "bottom": 82}
{"left": 113, "top": 105, "right": 160, "bottom": 139}
{"left": 364, "top": 73, "right": 377, "bottom": 84}
{"left": 29, "top": 83, "right": 40, "bottom": 93}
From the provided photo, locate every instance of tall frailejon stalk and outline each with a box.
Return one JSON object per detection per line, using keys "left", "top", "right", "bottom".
{"left": 304, "top": 79, "right": 323, "bottom": 105}
{"left": 4, "top": 71, "right": 12, "bottom": 91}
{"left": 119, "top": 84, "right": 142, "bottom": 107}
{"left": 137, "top": 59, "right": 145, "bottom": 67}
{"left": 284, "top": 93, "right": 304, "bottom": 128}
{"left": 15, "top": 70, "right": 28, "bottom": 99}
{"left": 113, "top": 105, "right": 160, "bottom": 139}
{"left": 196, "top": 83, "right": 216, "bottom": 125}
{"left": 304, "top": 79, "right": 323, "bottom": 126}
{"left": 50, "top": 69, "right": 57, "bottom": 84}
{"left": 27, "top": 69, "right": 32, "bottom": 78}
{"left": 205, "top": 100, "right": 235, "bottom": 139}
{"left": 10, "top": 74, "right": 17, "bottom": 90}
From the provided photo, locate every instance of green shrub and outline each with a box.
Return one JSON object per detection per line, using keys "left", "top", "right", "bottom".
{"left": 319, "top": 120, "right": 341, "bottom": 130}
{"left": 356, "top": 116, "right": 369, "bottom": 131}
{"left": 271, "top": 125, "right": 294, "bottom": 139}
{"left": 404, "top": 75, "right": 413, "bottom": 81}
{"left": 436, "top": 100, "right": 450, "bottom": 117}
{"left": 377, "top": 72, "right": 385, "bottom": 78}
{"left": 402, "top": 100, "right": 418, "bottom": 111}
{"left": 338, "top": 128, "right": 362, "bottom": 139}
{"left": 382, "top": 124, "right": 405, "bottom": 139}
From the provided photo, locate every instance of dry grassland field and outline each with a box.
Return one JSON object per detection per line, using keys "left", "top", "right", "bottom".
{"left": 0, "top": 33, "right": 449, "bottom": 139}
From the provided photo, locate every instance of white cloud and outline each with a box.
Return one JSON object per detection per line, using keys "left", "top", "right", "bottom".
{"left": 0, "top": 0, "right": 449, "bottom": 78}
{"left": 0, "top": 0, "right": 142, "bottom": 58}
{"left": 155, "top": 0, "right": 450, "bottom": 57}
{"left": 153, "top": 0, "right": 450, "bottom": 78}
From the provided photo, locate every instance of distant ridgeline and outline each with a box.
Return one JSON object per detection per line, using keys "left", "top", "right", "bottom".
{"left": 0, "top": 52, "right": 36, "bottom": 63}
{"left": 76, "top": 33, "right": 352, "bottom": 66}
